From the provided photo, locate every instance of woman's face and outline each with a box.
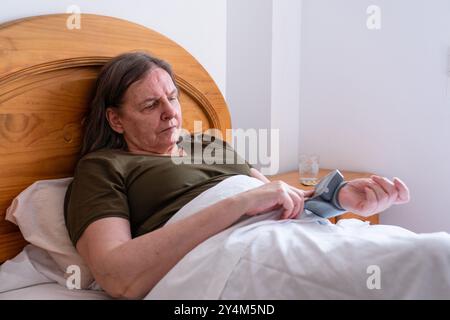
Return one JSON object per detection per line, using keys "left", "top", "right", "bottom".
{"left": 107, "top": 67, "right": 182, "bottom": 154}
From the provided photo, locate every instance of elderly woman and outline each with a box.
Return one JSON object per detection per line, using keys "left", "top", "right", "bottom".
{"left": 64, "top": 52, "right": 410, "bottom": 299}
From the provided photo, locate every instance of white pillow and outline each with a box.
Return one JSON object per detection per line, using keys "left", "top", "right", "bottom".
{"left": 5, "top": 178, "right": 94, "bottom": 289}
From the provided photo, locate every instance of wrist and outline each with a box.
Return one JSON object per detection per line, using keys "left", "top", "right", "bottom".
{"left": 227, "top": 193, "right": 252, "bottom": 217}
{"left": 334, "top": 182, "right": 348, "bottom": 210}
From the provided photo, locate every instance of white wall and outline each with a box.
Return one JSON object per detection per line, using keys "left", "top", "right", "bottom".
{"left": 271, "top": 0, "right": 302, "bottom": 173}
{"left": 226, "top": 0, "right": 272, "bottom": 132}
{"left": 226, "top": 0, "right": 273, "bottom": 172}
{"left": 227, "top": 0, "right": 302, "bottom": 174}
{"left": 300, "top": 0, "right": 450, "bottom": 233}
{"left": 0, "top": 0, "right": 227, "bottom": 97}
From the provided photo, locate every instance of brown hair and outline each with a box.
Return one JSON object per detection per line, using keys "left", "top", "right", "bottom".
{"left": 80, "top": 52, "right": 177, "bottom": 157}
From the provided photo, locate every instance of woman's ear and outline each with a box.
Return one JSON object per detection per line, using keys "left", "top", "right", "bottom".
{"left": 106, "top": 107, "right": 124, "bottom": 134}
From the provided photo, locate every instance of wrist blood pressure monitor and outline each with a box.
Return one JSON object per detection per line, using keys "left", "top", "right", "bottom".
{"left": 304, "top": 169, "right": 348, "bottom": 219}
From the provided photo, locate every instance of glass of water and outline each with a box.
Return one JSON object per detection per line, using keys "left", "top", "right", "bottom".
{"left": 298, "top": 154, "right": 320, "bottom": 186}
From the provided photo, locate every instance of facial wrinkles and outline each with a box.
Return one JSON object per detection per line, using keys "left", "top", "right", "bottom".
{"left": 121, "top": 68, "right": 181, "bottom": 154}
{"left": 146, "top": 70, "right": 173, "bottom": 103}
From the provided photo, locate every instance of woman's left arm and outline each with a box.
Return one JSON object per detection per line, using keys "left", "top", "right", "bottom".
{"left": 338, "top": 175, "right": 410, "bottom": 217}
{"left": 250, "top": 168, "right": 410, "bottom": 218}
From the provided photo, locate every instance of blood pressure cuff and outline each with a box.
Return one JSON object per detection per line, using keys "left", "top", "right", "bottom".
{"left": 304, "top": 169, "right": 348, "bottom": 219}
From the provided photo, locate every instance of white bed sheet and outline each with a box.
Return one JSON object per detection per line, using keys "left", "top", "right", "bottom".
{"left": 0, "top": 244, "right": 111, "bottom": 300}
{"left": 0, "top": 283, "right": 110, "bottom": 300}
{"left": 2, "top": 175, "right": 450, "bottom": 300}
{"left": 146, "top": 175, "right": 450, "bottom": 300}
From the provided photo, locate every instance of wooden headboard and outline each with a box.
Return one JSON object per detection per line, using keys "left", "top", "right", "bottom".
{"left": 0, "top": 14, "right": 231, "bottom": 263}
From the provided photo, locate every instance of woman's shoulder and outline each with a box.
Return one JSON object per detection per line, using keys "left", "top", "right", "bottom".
{"left": 79, "top": 148, "right": 125, "bottom": 162}
{"left": 76, "top": 148, "right": 132, "bottom": 173}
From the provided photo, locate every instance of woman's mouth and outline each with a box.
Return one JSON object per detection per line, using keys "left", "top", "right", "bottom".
{"left": 160, "top": 126, "right": 176, "bottom": 133}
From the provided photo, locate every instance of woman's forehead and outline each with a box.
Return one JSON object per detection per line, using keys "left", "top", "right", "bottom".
{"left": 128, "top": 68, "right": 176, "bottom": 100}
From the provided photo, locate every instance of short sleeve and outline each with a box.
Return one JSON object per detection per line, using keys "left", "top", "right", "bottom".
{"left": 64, "top": 156, "right": 130, "bottom": 246}
{"left": 245, "top": 160, "right": 255, "bottom": 170}
{"left": 201, "top": 134, "right": 254, "bottom": 169}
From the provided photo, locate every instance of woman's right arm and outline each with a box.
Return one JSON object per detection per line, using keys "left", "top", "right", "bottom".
{"left": 76, "top": 180, "right": 306, "bottom": 299}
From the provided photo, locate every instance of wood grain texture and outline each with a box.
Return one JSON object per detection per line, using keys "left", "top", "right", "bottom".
{"left": 0, "top": 14, "right": 231, "bottom": 263}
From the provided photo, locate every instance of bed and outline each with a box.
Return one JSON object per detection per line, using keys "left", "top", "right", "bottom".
{"left": 0, "top": 13, "right": 230, "bottom": 263}
{"left": 1, "top": 14, "right": 450, "bottom": 300}
{"left": 0, "top": 13, "right": 230, "bottom": 299}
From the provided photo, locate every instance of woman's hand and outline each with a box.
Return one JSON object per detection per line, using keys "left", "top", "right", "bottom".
{"left": 338, "top": 175, "right": 410, "bottom": 217}
{"left": 238, "top": 181, "right": 315, "bottom": 220}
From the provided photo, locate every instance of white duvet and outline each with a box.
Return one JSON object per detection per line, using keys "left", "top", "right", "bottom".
{"left": 145, "top": 175, "right": 450, "bottom": 299}
{"left": 1, "top": 175, "right": 450, "bottom": 299}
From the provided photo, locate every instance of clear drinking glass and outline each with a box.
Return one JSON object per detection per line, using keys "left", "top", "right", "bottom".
{"left": 298, "top": 154, "right": 320, "bottom": 186}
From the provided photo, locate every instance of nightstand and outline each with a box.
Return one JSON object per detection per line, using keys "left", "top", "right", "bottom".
{"left": 268, "top": 169, "right": 379, "bottom": 225}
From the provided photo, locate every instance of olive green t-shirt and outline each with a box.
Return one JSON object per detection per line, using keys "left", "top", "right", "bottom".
{"left": 64, "top": 134, "right": 253, "bottom": 246}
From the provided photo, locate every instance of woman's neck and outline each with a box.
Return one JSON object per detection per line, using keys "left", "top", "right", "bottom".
{"left": 127, "top": 143, "right": 186, "bottom": 157}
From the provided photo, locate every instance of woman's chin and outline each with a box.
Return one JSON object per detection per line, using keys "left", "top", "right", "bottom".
{"left": 160, "top": 135, "right": 180, "bottom": 148}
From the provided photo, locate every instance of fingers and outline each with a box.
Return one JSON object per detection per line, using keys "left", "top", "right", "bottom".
{"left": 287, "top": 186, "right": 310, "bottom": 217}
{"left": 278, "top": 184, "right": 305, "bottom": 220}
{"left": 303, "top": 189, "right": 315, "bottom": 198}
{"left": 287, "top": 185, "right": 309, "bottom": 198}
{"left": 288, "top": 189, "right": 303, "bottom": 219}
{"left": 371, "top": 175, "right": 398, "bottom": 205}
{"left": 372, "top": 175, "right": 410, "bottom": 205}
{"left": 279, "top": 192, "right": 294, "bottom": 220}
{"left": 393, "top": 177, "right": 410, "bottom": 204}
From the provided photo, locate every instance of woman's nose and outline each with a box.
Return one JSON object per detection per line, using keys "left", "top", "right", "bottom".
{"left": 160, "top": 97, "right": 177, "bottom": 120}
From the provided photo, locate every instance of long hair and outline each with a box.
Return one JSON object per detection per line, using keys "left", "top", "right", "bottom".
{"left": 80, "top": 52, "right": 176, "bottom": 157}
